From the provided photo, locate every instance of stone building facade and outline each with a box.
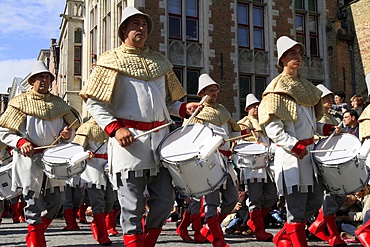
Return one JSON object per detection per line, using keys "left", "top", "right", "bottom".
{"left": 55, "top": 0, "right": 369, "bottom": 120}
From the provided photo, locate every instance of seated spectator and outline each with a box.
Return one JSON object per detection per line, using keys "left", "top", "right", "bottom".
{"left": 330, "top": 91, "right": 349, "bottom": 120}
{"left": 341, "top": 109, "right": 359, "bottom": 137}
{"left": 350, "top": 95, "right": 367, "bottom": 117}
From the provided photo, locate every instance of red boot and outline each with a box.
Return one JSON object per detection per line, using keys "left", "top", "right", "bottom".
{"left": 308, "top": 208, "right": 330, "bottom": 241}
{"left": 355, "top": 219, "right": 370, "bottom": 247}
{"left": 78, "top": 204, "right": 89, "bottom": 224}
{"left": 205, "top": 216, "right": 229, "bottom": 247}
{"left": 144, "top": 228, "right": 161, "bottom": 247}
{"left": 176, "top": 210, "right": 193, "bottom": 242}
{"left": 41, "top": 217, "right": 53, "bottom": 233}
{"left": 191, "top": 213, "right": 208, "bottom": 243}
{"left": 25, "top": 224, "right": 46, "bottom": 247}
{"left": 106, "top": 209, "right": 120, "bottom": 236}
{"left": 1, "top": 201, "right": 9, "bottom": 218}
{"left": 11, "top": 203, "right": 21, "bottom": 223}
{"left": 324, "top": 214, "right": 346, "bottom": 246}
{"left": 286, "top": 222, "right": 308, "bottom": 247}
{"left": 17, "top": 202, "right": 25, "bottom": 222}
{"left": 273, "top": 222, "right": 292, "bottom": 247}
{"left": 247, "top": 209, "right": 273, "bottom": 241}
{"left": 123, "top": 233, "right": 145, "bottom": 247}
{"left": 91, "top": 213, "right": 112, "bottom": 246}
{"left": 63, "top": 208, "right": 80, "bottom": 231}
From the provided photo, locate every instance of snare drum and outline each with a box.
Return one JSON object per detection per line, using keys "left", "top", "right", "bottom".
{"left": 158, "top": 124, "right": 227, "bottom": 198}
{"left": 42, "top": 143, "right": 87, "bottom": 180}
{"left": 233, "top": 142, "right": 269, "bottom": 169}
{"left": 313, "top": 133, "right": 369, "bottom": 195}
{"left": 0, "top": 163, "right": 20, "bottom": 200}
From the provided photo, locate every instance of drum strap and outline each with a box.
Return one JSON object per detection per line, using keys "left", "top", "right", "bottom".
{"left": 147, "top": 82, "right": 172, "bottom": 122}
{"left": 301, "top": 105, "right": 319, "bottom": 135}
{"left": 219, "top": 149, "right": 232, "bottom": 157}
{"left": 93, "top": 153, "right": 108, "bottom": 160}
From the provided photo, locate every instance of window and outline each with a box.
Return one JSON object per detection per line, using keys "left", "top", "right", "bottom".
{"left": 237, "top": 1, "right": 265, "bottom": 50}
{"left": 74, "top": 28, "right": 82, "bottom": 43}
{"left": 295, "top": 0, "right": 319, "bottom": 57}
{"left": 74, "top": 46, "right": 82, "bottom": 76}
{"left": 102, "top": 0, "right": 111, "bottom": 52}
{"left": 239, "top": 75, "right": 266, "bottom": 117}
{"left": 169, "top": 0, "right": 199, "bottom": 42}
{"left": 173, "top": 67, "right": 201, "bottom": 102}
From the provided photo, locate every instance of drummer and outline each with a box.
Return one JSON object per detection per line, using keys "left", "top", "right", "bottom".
{"left": 79, "top": 6, "right": 202, "bottom": 247}
{"left": 236, "top": 93, "right": 277, "bottom": 242}
{"left": 0, "top": 60, "right": 80, "bottom": 247}
{"left": 73, "top": 117, "right": 116, "bottom": 245}
{"left": 183, "top": 73, "right": 240, "bottom": 247}
{"left": 355, "top": 72, "right": 370, "bottom": 246}
{"left": 308, "top": 84, "right": 347, "bottom": 247}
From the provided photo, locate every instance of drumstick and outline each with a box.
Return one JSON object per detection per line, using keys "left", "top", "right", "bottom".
{"left": 50, "top": 119, "right": 79, "bottom": 147}
{"left": 34, "top": 145, "right": 56, "bottom": 150}
{"left": 320, "top": 121, "right": 343, "bottom": 149}
{"left": 134, "top": 121, "right": 174, "bottom": 139}
{"left": 310, "top": 148, "right": 346, "bottom": 153}
{"left": 225, "top": 133, "right": 252, "bottom": 142}
{"left": 180, "top": 95, "right": 208, "bottom": 133}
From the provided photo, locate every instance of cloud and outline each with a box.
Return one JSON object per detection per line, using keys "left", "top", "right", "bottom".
{"left": 0, "top": 59, "right": 34, "bottom": 93}
{"left": 0, "top": 0, "right": 65, "bottom": 38}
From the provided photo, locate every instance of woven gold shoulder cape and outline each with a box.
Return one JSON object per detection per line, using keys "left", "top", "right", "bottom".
{"left": 0, "top": 90, "right": 80, "bottom": 132}
{"left": 73, "top": 118, "right": 108, "bottom": 147}
{"left": 80, "top": 44, "right": 186, "bottom": 103}
{"left": 358, "top": 104, "right": 370, "bottom": 141}
{"left": 258, "top": 74, "right": 323, "bottom": 125}
{"left": 237, "top": 115, "right": 263, "bottom": 141}
{"left": 187, "top": 103, "right": 241, "bottom": 131}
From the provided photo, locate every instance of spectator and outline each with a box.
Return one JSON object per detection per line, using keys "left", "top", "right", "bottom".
{"left": 341, "top": 109, "right": 359, "bottom": 137}
{"left": 350, "top": 95, "right": 366, "bottom": 117}
{"left": 330, "top": 91, "right": 349, "bottom": 121}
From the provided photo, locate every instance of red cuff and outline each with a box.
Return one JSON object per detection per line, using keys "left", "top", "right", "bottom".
{"left": 323, "top": 124, "right": 334, "bottom": 136}
{"left": 179, "top": 103, "right": 188, "bottom": 118}
{"left": 16, "top": 138, "right": 29, "bottom": 149}
{"left": 104, "top": 121, "right": 123, "bottom": 137}
{"left": 241, "top": 129, "right": 249, "bottom": 135}
{"left": 291, "top": 141, "right": 306, "bottom": 156}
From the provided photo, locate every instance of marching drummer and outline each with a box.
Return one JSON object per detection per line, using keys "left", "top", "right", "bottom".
{"left": 355, "top": 72, "right": 370, "bottom": 246}
{"left": 79, "top": 6, "right": 201, "bottom": 247}
{"left": 0, "top": 60, "right": 80, "bottom": 247}
{"left": 236, "top": 93, "right": 277, "bottom": 242}
{"left": 73, "top": 117, "right": 116, "bottom": 246}
{"left": 258, "top": 36, "right": 336, "bottom": 247}
{"left": 308, "top": 84, "right": 347, "bottom": 247}
{"left": 182, "top": 73, "right": 240, "bottom": 247}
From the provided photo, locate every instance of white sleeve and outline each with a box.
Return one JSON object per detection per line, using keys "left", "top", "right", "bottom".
{"left": 86, "top": 98, "right": 117, "bottom": 130}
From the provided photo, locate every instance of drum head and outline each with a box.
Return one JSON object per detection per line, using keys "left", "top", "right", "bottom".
{"left": 313, "top": 133, "right": 361, "bottom": 165}
{"left": 0, "top": 162, "right": 12, "bottom": 173}
{"left": 42, "top": 143, "right": 84, "bottom": 164}
{"left": 234, "top": 142, "right": 267, "bottom": 154}
{"left": 159, "top": 124, "right": 213, "bottom": 162}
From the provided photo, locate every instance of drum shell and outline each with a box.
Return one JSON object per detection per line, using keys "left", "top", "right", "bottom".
{"left": 233, "top": 143, "right": 269, "bottom": 169}
{"left": 158, "top": 124, "right": 227, "bottom": 198}
{"left": 0, "top": 163, "right": 21, "bottom": 200}
{"left": 313, "top": 133, "right": 369, "bottom": 195}
{"left": 42, "top": 143, "right": 87, "bottom": 180}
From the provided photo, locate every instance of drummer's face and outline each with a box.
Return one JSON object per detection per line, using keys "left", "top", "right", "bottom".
{"left": 322, "top": 95, "right": 333, "bottom": 109}
{"left": 30, "top": 72, "right": 51, "bottom": 94}
{"left": 246, "top": 103, "right": 259, "bottom": 118}
{"left": 202, "top": 85, "right": 219, "bottom": 104}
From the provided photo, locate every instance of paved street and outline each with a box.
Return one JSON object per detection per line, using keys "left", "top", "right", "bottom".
{"left": 0, "top": 216, "right": 364, "bottom": 246}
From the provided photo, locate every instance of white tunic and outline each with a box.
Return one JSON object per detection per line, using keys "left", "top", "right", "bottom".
{"left": 86, "top": 74, "right": 183, "bottom": 188}
{"left": 0, "top": 116, "right": 72, "bottom": 198}
{"left": 264, "top": 105, "right": 325, "bottom": 195}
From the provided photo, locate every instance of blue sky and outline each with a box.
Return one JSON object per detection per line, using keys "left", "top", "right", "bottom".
{"left": 0, "top": 0, "right": 66, "bottom": 93}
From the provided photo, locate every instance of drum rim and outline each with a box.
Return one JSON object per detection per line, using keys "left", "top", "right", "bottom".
{"left": 158, "top": 124, "right": 214, "bottom": 161}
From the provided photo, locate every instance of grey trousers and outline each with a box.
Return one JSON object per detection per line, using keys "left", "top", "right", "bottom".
{"left": 116, "top": 167, "right": 175, "bottom": 234}
{"left": 247, "top": 176, "right": 278, "bottom": 211}
{"left": 24, "top": 187, "right": 64, "bottom": 225}
{"left": 87, "top": 183, "right": 116, "bottom": 214}
{"left": 322, "top": 192, "right": 346, "bottom": 215}
{"left": 63, "top": 185, "right": 85, "bottom": 209}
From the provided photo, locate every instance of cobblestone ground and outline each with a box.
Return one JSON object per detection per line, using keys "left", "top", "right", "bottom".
{"left": 0, "top": 216, "right": 364, "bottom": 247}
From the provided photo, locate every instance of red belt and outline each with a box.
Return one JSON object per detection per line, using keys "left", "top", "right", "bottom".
{"left": 219, "top": 150, "right": 232, "bottom": 157}
{"left": 93, "top": 153, "right": 108, "bottom": 160}
{"left": 117, "top": 119, "right": 166, "bottom": 131}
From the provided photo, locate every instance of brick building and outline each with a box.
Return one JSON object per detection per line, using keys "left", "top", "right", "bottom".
{"left": 55, "top": 0, "right": 369, "bottom": 120}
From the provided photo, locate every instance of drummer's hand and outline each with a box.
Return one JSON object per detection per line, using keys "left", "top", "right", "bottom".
{"left": 333, "top": 126, "right": 341, "bottom": 135}
{"left": 60, "top": 126, "right": 72, "bottom": 140}
{"left": 185, "top": 102, "right": 203, "bottom": 115}
{"left": 115, "top": 127, "right": 136, "bottom": 147}
{"left": 20, "top": 142, "right": 34, "bottom": 157}
{"left": 298, "top": 149, "right": 308, "bottom": 159}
